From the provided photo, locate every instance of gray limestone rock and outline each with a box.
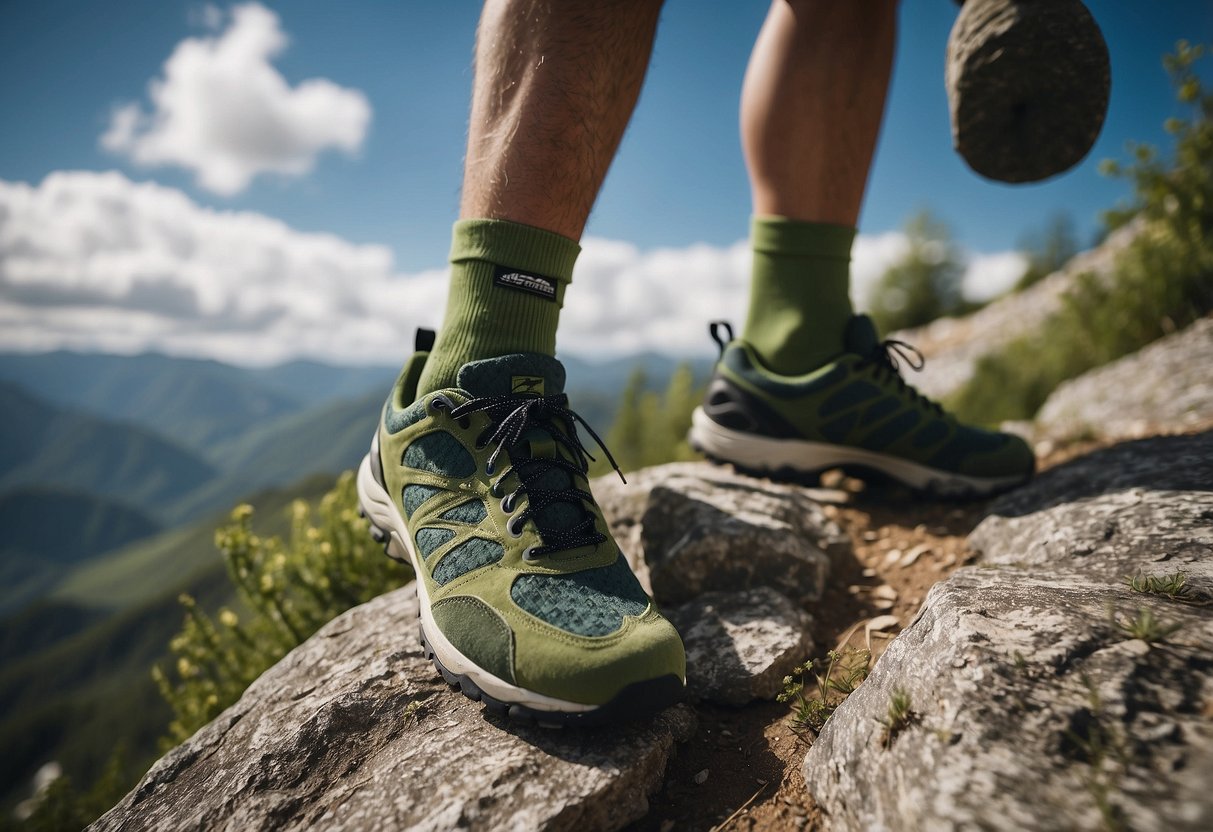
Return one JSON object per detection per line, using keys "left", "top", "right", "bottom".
{"left": 803, "top": 568, "right": 1213, "bottom": 832}
{"left": 803, "top": 428, "right": 1213, "bottom": 831}
{"left": 593, "top": 462, "right": 846, "bottom": 606}
{"left": 1036, "top": 317, "right": 1213, "bottom": 443}
{"left": 666, "top": 587, "right": 814, "bottom": 707}
{"left": 91, "top": 585, "right": 696, "bottom": 832}
{"left": 970, "top": 431, "right": 1213, "bottom": 588}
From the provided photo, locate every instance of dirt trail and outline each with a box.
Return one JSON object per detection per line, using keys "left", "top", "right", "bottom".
{"left": 622, "top": 438, "right": 1123, "bottom": 832}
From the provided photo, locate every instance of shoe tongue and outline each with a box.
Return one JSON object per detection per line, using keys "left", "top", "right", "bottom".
{"left": 456, "top": 353, "right": 567, "bottom": 399}
{"left": 844, "top": 314, "right": 880, "bottom": 355}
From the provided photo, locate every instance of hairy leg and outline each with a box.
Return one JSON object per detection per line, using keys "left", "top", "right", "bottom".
{"left": 742, "top": 0, "right": 898, "bottom": 226}
{"left": 461, "top": 0, "right": 665, "bottom": 241}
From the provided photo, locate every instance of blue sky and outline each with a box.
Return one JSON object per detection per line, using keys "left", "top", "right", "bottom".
{"left": 0, "top": 1, "right": 1210, "bottom": 363}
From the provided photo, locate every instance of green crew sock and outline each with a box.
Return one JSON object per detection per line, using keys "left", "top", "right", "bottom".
{"left": 742, "top": 215, "right": 857, "bottom": 375}
{"left": 417, "top": 219, "right": 581, "bottom": 395}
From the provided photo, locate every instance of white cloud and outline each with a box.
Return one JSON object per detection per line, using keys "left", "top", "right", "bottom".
{"left": 961, "top": 249, "right": 1029, "bottom": 302}
{"left": 0, "top": 171, "right": 442, "bottom": 365}
{"left": 851, "top": 231, "right": 913, "bottom": 310}
{"left": 0, "top": 171, "right": 1026, "bottom": 366}
{"left": 101, "top": 3, "right": 371, "bottom": 196}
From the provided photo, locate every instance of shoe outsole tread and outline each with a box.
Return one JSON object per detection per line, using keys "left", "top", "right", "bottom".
{"left": 690, "top": 440, "right": 1028, "bottom": 500}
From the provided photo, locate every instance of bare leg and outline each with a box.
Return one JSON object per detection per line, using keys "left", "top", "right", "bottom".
{"left": 742, "top": 0, "right": 898, "bottom": 226}
{"left": 461, "top": 0, "right": 665, "bottom": 241}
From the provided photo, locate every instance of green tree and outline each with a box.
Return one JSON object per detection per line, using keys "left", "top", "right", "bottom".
{"left": 1015, "top": 213, "right": 1079, "bottom": 291}
{"left": 599, "top": 363, "right": 704, "bottom": 474}
{"left": 604, "top": 367, "right": 648, "bottom": 473}
{"left": 868, "top": 211, "right": 969, "bottom": 335}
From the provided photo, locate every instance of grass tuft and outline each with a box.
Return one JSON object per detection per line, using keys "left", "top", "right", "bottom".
{"left": 1114, "top": 606, "right": 1183, "bottom": 644}
{"left": 878, "top": 688, "right": 915, "bottom": 749}
{"left": 777, "top": 648, "right": 871, "bottom": 740}
{"left": 1125, "top": 571, "right": 1190, "bottom": 601}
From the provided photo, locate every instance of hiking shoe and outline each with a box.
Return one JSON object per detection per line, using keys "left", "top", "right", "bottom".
{"left": 357, "top": 330, "right": 685, "bottom": 725}
{"left": 689, "top": 316, "right": 1035, "bottom": 498}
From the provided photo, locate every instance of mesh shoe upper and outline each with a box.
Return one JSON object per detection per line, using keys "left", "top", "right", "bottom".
{"left": 377, "top": 350, "right": 685, "bottom": 705}
{"left": 700, "top": 315, "right": 1035, "bottom": 483}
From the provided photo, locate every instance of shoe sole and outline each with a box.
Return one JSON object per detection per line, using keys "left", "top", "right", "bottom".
{"left": 355, "top": 450, "right": 683, "bottom": 726}
{"left": 689, "top": 407, "right": 1030, "bottom": 499}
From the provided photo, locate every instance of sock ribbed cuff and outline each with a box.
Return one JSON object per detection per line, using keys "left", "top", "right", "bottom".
{"left": 450, "top": 219, "right": 580, "bottom": 306}
{"left": 743, "top": 215, "right": 857, "bottom": 375}
{"left": 751, "top": 215, "right": 856, "bottom": 258}
{"left": 416, "top": 219, "right": 581, "bottom": 395}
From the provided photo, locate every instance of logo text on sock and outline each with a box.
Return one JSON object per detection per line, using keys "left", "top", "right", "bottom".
{"left": 511, "top": 375, "right": 545, "bottom": 396}
{"left": 493, "top": 266, "right": 558, "bottom": 302}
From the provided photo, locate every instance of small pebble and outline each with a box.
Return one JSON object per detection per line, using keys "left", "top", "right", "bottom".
{"left": 862, "top": 567, "right": 877, "bottom": 578}
{"left": 899, "top": 543, "right": 931, "bottom": 568}
{"left": 873, "top": 584, "right": 898, "bottom": 601}
{"left": 862, "top": 530, "right": 880, "bottom": 542}
{"left": 693, "top": 769, "right": 710, "bottom": 785}
{"left": 865, "top": 614, "right": 900, "bottom": 633}
{"left": 848, "top": 584, "right": 864, "bottom": 595}
{"left": 873, "top": 598, "right": 896, "bottom": 610}
{"left": 883, "top": 548, "right": 903, "bottom": 566}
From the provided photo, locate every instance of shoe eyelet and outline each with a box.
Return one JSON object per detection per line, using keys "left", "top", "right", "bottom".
{"left": 428, "top": 394, "right": 453, "bottom": 413}
{"left": 500, "top": 494, "right": 515, "bottom": 514}
{"left": 522, "top": 546, "right": 539, "bottom": 561}
{"left": 485, "top": 461, "right": 495, "bottom": 475}
{"left": 457, "top": 416, "right": 471, "bottom": 429}
{"left": 506, "top": 515, "right": 524, "bottom": 538}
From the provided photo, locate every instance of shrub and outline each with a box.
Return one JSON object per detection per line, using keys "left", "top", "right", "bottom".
{"left": 154, "top": 471, "right": 412, "bottom": 745}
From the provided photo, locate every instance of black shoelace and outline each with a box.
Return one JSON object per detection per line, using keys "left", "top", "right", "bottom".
{"left": 865, "top": 339, "right": 944, "bottom": 416}
{"left": 435, "top": 393, "right": 624, "bottom": 559}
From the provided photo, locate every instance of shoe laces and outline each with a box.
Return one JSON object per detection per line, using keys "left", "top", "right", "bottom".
{"left": 864, "top": 339, "right": 945, "bottom": 416}
{"left": 444, "top": 393, "right": 625, "bottom": 558}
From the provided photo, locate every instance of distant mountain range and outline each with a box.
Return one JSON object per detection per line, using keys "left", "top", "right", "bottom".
{"left": 1, "top": 381, "right": 217, "bottom": 517}
{"left": 0, "top": 348, "right": 709, "bottom": 525}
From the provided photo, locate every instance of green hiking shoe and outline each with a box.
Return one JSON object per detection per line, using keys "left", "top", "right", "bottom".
{"left": 357, "top": 330, "right": 685, "bottom": 725}
{"left": 689, "top": 315, "right": 1035, "bottom": 498}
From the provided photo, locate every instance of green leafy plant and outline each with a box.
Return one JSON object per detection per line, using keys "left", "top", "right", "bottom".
{"left": 777, "top": 648, "right": 871, "bottom": 739}
{"left": 154, "top": 471, "right": 412, "bottom": 745}
{"left": 1114, "top": 606, "right": 1183, "bottom": 644}
{"left": 949, "top": 42, "right": 1213, "bottom": 425}
{"left": 878, "top": 688, "right": 915, "bottom": 749}
{"left": 1125, "top": 571, "right": 1190, "bottom": 601}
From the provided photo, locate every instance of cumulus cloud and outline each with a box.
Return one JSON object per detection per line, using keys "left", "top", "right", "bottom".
{"left": 961, "top": 250, "right": 1029, "bottom": 302}
{"left": 0, "top": 171, "right": 1026, "bottom": 366}
{"left": 100, "top": 3, "right": 371, "bottom": 196}
{"left": 0, "top": 171, "right": 442, "bottom": 365}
